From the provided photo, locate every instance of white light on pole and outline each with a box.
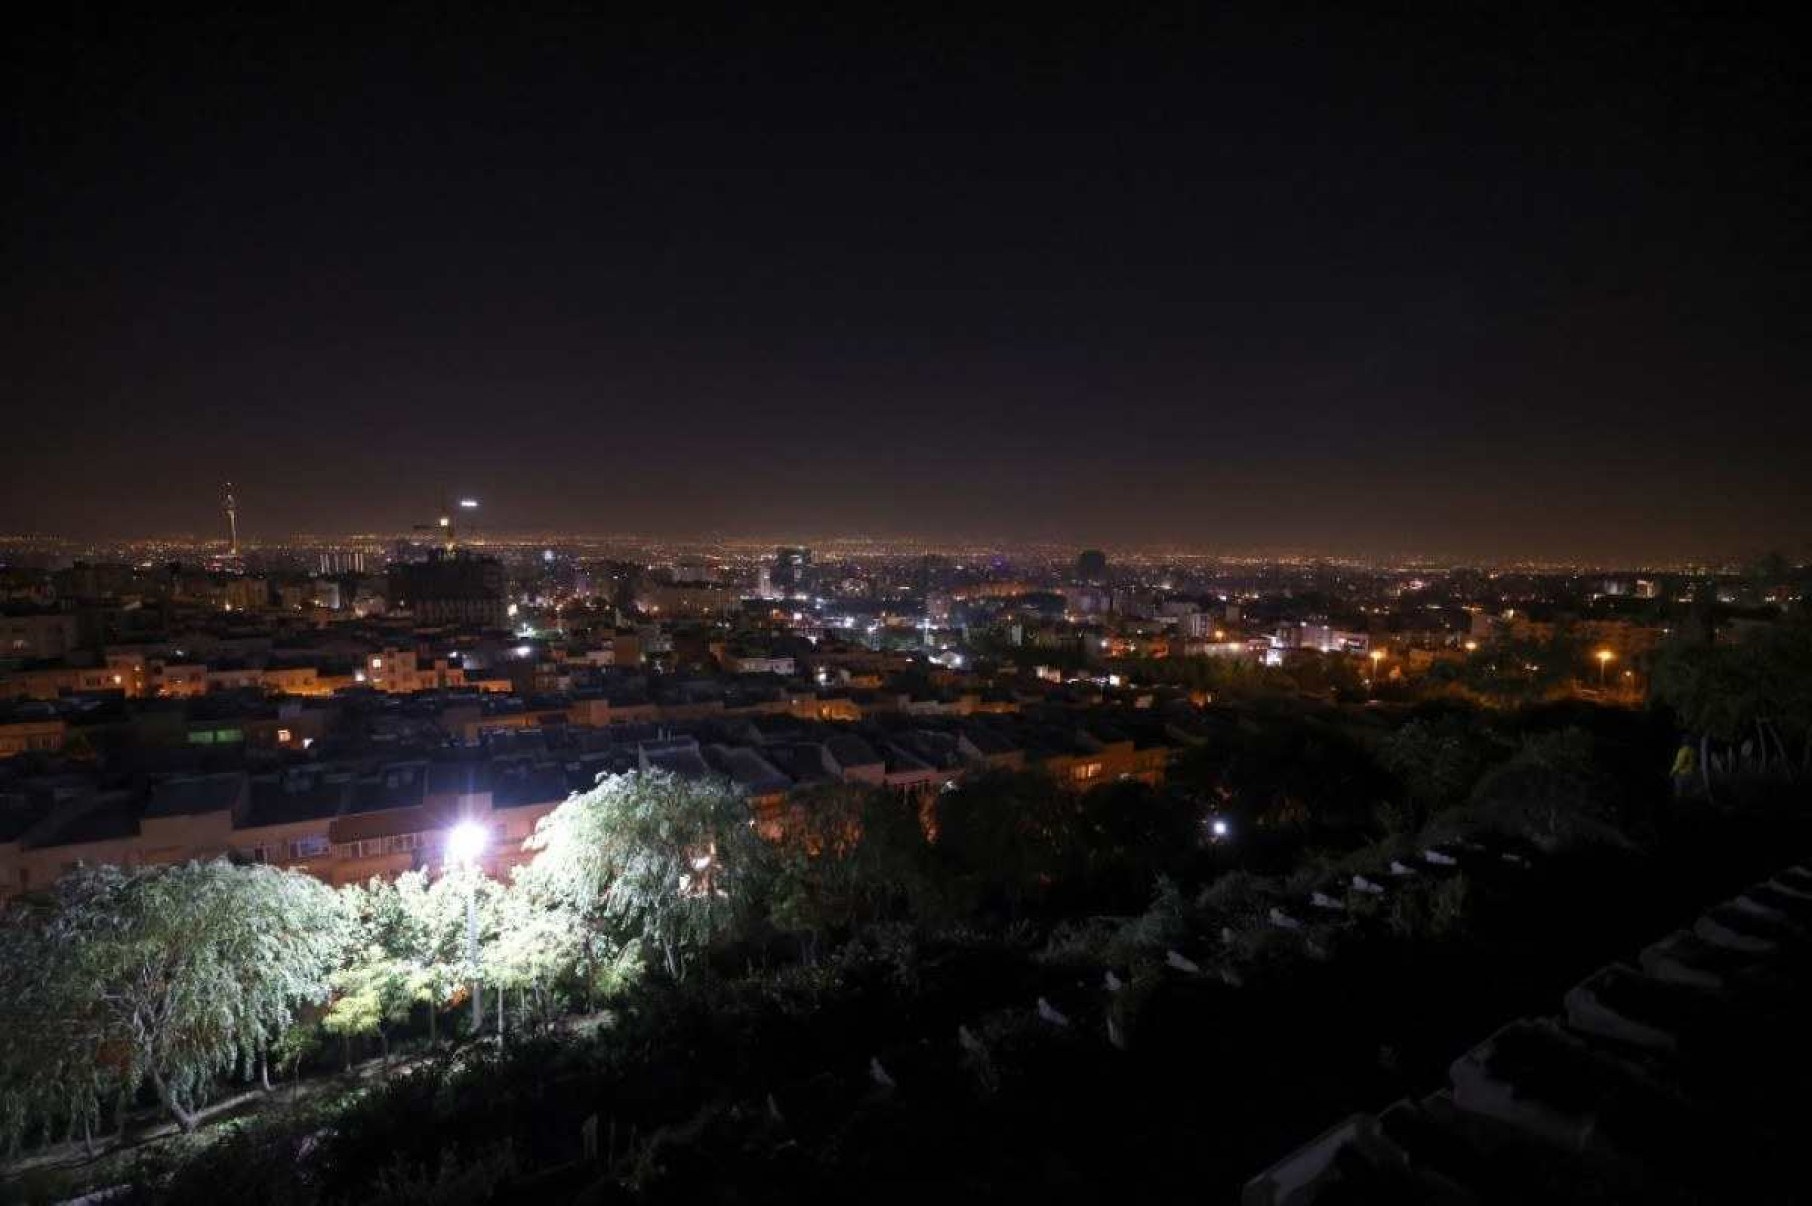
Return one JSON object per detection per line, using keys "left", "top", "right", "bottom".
{"left": 447, "top": 822, "right": 488, "bottom": 1032}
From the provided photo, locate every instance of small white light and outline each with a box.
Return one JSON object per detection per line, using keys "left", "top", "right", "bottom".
{"left": 1212, "top": 819, "right": 1230, "bottom": 838}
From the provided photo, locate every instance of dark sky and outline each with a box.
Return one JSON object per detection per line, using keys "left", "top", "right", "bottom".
{"left": 4, "top": 8, "right": 1807, "bottom": 560}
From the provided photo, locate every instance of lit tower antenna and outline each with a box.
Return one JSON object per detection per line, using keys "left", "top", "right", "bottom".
{"left": 223, "top": 483, "right": 239, "bottom": 556}
{"left": 457, "top": 497, "right": 480, "bottom": 552}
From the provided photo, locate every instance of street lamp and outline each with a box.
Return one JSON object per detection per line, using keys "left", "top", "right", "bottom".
{"left": 1595, "top": 649, "right": 1614, "bottom": 685}
{"left": 1368, "top": 649, "right": 1385, "bottom": 691}
{"left": 447, "top": 822, "right": 488, "bottom": 1032}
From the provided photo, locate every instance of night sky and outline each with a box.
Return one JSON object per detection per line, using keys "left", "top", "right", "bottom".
{"left": 4, "top": 9, "right": 1807, "bottom": 560}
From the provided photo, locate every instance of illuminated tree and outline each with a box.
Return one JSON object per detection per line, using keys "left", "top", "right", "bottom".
{"left": 0, "top": 861, "right": 345, "bottom": 1143}
{"left": 323, "top": 956, "right": 414, "bottom": 1069}
{"left": 521, "top": 770, "right": 763, "bottom": 980}
{"left": 325, "top": 876, "right": 443, "bottom": 1065}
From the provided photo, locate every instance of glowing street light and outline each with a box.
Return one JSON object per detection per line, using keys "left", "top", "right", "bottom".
{"left": 447, "top": 821, "right": 488, "bottom": 868}
{"left": 1595, "top": 649, "right": 1614, "bottom": 684}
{"left": 446, "top": 822, "right": 489, "bottom": 1031}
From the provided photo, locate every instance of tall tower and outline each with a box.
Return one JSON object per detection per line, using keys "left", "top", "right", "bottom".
{"left": 223, "top": 483, "right": 239, "bottom": 555}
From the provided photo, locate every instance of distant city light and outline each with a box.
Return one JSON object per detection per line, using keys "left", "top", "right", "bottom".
{"left": 458, "top": 499, "right": 480, "bottom": 509}
{"left": 515, "top": 644, "right": 532, "bottom": 657}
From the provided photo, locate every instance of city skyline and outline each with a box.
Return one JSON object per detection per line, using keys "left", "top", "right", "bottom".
{"left": 0, "top": 503, "right": 1796, "bottom": 570}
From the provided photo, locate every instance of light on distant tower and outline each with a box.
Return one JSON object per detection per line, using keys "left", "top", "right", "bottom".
{"left": 223, "top": 483, "right": 239, "bottom": 556}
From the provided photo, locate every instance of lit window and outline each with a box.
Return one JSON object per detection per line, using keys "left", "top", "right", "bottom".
{"left": 277, "top": 728, "right": 293, "bottom": 743}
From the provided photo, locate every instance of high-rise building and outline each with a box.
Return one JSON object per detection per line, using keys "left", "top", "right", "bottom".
{"left": 318, "top": 550, "right": 368, "bottom": 574}
{"left": 772, "top": 547, "right": 812, "bottom": 596}
{"left": 1076, "top": 549, "right": 1108, "bottom": 584}
{"left": 388, "top": 551, "right": 508, "bottom": 629}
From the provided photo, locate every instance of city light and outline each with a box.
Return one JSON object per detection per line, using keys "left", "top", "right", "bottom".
{"left": 446, "top": 821, "right": 488, "bottom": 868}
{"left": 459, "top": 499, "right": 480, "bottom": 508}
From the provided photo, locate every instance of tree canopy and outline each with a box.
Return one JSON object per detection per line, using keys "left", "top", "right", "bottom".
{"left": 520, "top": 769, "right": 764, "bottom": 979}
{"left": 0, "top": 860, "right": 345, "bottom": 1143}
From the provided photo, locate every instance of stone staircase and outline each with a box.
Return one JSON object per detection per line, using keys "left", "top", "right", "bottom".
{"left": 1242, "top": 863, "right": 1812, "bottom": 1204}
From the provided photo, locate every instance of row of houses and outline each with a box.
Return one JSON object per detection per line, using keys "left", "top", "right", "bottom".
{"left": 0, "top": 709, "right": 1179, "bottom": 898}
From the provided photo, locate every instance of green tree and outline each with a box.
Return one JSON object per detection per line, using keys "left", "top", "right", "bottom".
{"left": 323, "top": 955, "right": 414, "bottom": 1069}
{"left": 1652, "top": 622, "right": 1812, "bottom": 785}
{"left": 930, "top": 769, "right": 1079, "bottom": 918}
{"left": 1070, "top": 778, "right": 1204, "bottom": 908}
{"left": 520, "top": 770, "right": 764, "bottom": 980}
{"left": 768, "top": 783, "right": 931, "bottom": 956}
{"left": 486, "top": 874, "right": 585, "bottom": 1031}
{"left": 1443, "top": 728, "right": 1628, "bottom": 851}
{"left": 1376, "top": 712, "right": 1506, "bottom": 826}
{"left": 0, "top": 860, "right": 345, "bottom": 1143}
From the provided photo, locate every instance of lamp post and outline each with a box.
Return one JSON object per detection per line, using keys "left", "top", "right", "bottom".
{"left": 1595, "top": 649, "right": 1614, "bottom": 686}
{"left": 447, "top": 821, "right": 488, "bottom": 1033}
{"left": 1368, "top": 649, "right": 1385, "bottom": 693}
